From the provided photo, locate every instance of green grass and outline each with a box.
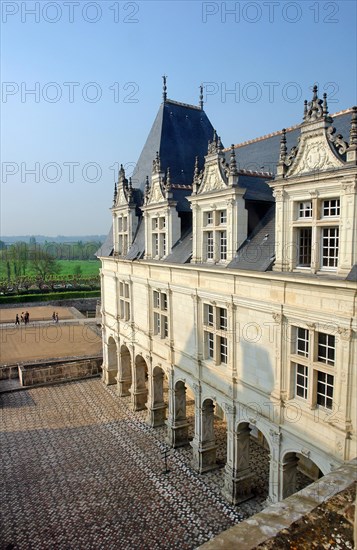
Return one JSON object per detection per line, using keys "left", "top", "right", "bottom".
{"left": 56, "top": 260, "right": 100, "bottom": 277}
{"left": 0, "top": 259, "right": 101, "bottom": 279}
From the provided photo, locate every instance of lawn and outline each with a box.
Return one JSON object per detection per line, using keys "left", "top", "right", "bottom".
{"left": 0, "top": 259, "right": 101, "bottom": 279}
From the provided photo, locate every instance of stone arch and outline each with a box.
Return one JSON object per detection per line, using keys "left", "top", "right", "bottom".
{"left": 117, "top": 344, "right": 132, "bottom": 397}
{"left": 104, "top": 336, "right": 118, "bottom": 385}
{"left": 131, "top": 355, "right": 148, "bottom": 411}
{"left": 281, "top": 450, "right": 324, "bottom": 500}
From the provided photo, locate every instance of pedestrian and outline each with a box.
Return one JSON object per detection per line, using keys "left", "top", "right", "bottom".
{"left": 15, "top": 314, "right": 20, "bottom": 326}
{"left": 55, "top": 312, "right": 59, "bottom": 323}
{"left": 52, "top": 311, "right": 56, "bottom": 322}
{"left": 21, "top": 312, "right": 24, "bottom": 323}
{"left": 25, "top": 311, "right": 29, "bottom": 324}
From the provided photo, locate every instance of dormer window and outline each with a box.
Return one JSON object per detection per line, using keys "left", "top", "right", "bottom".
{"left": 152, "top": 216, "right": 166, "bottom": 258}
{"left": 203, "top": 210, "right": 228, "bottom": 263}
{"left": 219, "top": 210, "right": 227, "bottom": 224}
{"left": 298, "top": 202, "right": 312, "bottom": 218}
{"left": 322, "top": 198, "right": 340, "bottom": 217}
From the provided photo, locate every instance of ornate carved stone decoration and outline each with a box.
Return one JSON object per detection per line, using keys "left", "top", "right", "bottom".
{"left": 327, "top": 126, "right": 348, "bottom": 156}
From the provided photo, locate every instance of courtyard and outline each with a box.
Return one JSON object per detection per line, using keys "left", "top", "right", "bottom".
{"left": 0, "top": 378, "right": 276, "bottom": 550}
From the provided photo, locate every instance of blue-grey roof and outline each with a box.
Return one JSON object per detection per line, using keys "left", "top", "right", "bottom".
{"left": 228, "top": 111, "right": 352, "bottom": 174}
{"left": 228, "top": 205, "right": 275, "bottom": 271}
{"left": 131, "top": 99, "right": 215, "bottom": 190}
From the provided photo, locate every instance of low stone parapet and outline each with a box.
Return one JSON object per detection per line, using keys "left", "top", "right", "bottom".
{"left": 18, "top": 356, "right": 102, "bottom": 387}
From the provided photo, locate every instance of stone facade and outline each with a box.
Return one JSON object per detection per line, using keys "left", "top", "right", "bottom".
{"left": 99, "top": 86, "right": 357, "bottom": 505}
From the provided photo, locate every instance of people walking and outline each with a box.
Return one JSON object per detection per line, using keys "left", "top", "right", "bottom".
{"left": 15, "top": 314, "right": 20, "bottom": 326}
{"left": 55, "top": 312, "right": 59, "bottom": 323}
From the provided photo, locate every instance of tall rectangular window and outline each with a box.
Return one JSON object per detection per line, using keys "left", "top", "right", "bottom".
{"left": 291, "top": 326, "right": 336, "bottom": 411}
{"left": 153, "top": 290, "right": 168, "bottom": 339}
{"left": 219, "top": 231, "right": 227, "bottom": 261}
{"left": 203, "top": 304, "right": 228, "bottom": 365}
{"left": 317, "top": 333, "right": 335, "bottom": 366}
{"left": 296, "top": 327, "right": 309, "bottom": 357}
{"left": 317, "top": 372, "right": 334, "bottom": 410}
{"left": 298, "top": 228, "right": 312, "bottom": 267}
{"left": 322, "top": 227, "right": 339, "bottom": 268}
{"left": 295, "top": 364, "right": 308, "bottom": 399}
{"left": 119, "top": 281, "right": 130, "bottom": 321}
{"left": 207, "top": 232, "right": 214, "bottom": 260}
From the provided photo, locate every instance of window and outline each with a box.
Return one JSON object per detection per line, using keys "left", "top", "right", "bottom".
{"left": 298, "top": 228, "right": 312, "bottom": 267}
{"left": 317, "top": 333, "right": 335, "bottom": 365}
{"left": 119, "top": 281, "right": 130, "bottom": 321}
{"left": 322, "top": 228, "right": 339, "bottom": 268}
{"left": 219, "top": 210, "right": 227, "bottom": 224}
{"left": 153, "top": 290, "right": 168, "bottom": 339}
{"left": 323, "top": 198, "right": 340, "bottom": 217}
{"left": 152, "top": 216, "right": 166, "bottom": 258}
{"left": 295, "top": 364, "right": 308, "bottom": 399}
{"left": 206, "top": 232, "right": 214, "bottom": 260}
{"left": 205, "top": 212, "right": 213, "bottom": 226}
{"left": 290, "top": 326, "right": 336, "bottom": 411}
{"left": 219, "top": 231, "right": 227, "bottom": 261}
{"left": 203, "top": 303, "right": 228, "bottom": 365}
{"left": 118, "top": 215, "right": 128, "bottom": 256}
{"left": 317, "top": 372, "right": 334, "bottom": 410}
{"left": 296, "top": 327, "right": 309, "bottom": 357}
{"left": 203, "top": 210, "right": 229, "bottom": 262}
{"left": 293, "top": 197, "right": 340, "bottom": 272}
{"left": 299, "top": 201, "right": 312, "bottom": 218}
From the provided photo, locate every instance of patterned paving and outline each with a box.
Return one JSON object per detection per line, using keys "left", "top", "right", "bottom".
{"left": 0, "top": 379, "right": 308, "bottom": 549}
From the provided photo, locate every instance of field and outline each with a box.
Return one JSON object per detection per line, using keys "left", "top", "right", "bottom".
{"left": 0, "top": 259, "right": 100, "bottom": 279}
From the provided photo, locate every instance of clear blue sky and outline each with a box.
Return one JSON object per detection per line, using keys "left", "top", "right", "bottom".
{"left": 1, "top": 0, "right": 356, "bottom": 236}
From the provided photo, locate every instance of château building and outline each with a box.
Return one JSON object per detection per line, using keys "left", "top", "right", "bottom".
{"left": 98, "top": 82, "right": 356, "bottom": 505}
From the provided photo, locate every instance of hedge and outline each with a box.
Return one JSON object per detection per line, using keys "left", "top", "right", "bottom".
{"left": 0, "top": 290, "right": 100, "bottom": 304}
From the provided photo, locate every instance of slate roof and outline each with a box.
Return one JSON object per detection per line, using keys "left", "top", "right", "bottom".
{"left": 228, "top": 205, "right": 275, "bottom": 271}
{"left": 98, "top": 106, "right": 354, "bottom": 267}
{"left": 131, "top": 99, "right": 215, "bottom": 190}
{"left": 226, "top": 109, "right": 353, "bottom": 174}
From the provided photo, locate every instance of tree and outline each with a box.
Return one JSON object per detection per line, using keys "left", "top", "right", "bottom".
{"left": 73, "top": 264, "right": 82, "bottom": 277}
{"left": 31, "top": 249, "right": 60, "bottom": 280}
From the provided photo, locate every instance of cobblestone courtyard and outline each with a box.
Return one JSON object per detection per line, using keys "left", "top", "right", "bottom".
{"left": 0, "top": 378, "right": 292, "bottom": 549}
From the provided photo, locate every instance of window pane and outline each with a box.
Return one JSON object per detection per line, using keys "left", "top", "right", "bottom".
{"left": 317, "top": 333, "right": 335, "bottom": 365}
{"left": 296, "top": 327, "right": 309, "bottom": 357}
{"left": 219, "top": 308, "right": 227, "bottom": 330}
{"left": 317, "top": 371, "right": 334, "bottom": 409}
{"left": 295, "top": 364, "right": 308, "bottom": 399}
{"left": 298, "top": 228, "right": 312, "bottom": 266}
{"left": 299, "top": 201, "right": 312, "bottom": 218}
{"left": 322, "top": 227, "right": 339, "bottom": 268}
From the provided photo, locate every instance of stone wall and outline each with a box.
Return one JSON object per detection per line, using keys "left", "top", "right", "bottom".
{"left": 18, "top": 357, "right": 102, "bottom": 387}
{"left": 0, "top": 364, "right": 19, "bottom": 380}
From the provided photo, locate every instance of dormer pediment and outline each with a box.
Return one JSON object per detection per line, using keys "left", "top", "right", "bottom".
{"left": 115, "top": 185, "right": 129, "bottom": 207}
{"left": 146, "top": 176, "right": 166, "bottom": 205}
{"left": 198, "top": 161, "right": 228, "bottom": 194}
{"left": 286, "top": 130, "right": 345, "bottom": 177}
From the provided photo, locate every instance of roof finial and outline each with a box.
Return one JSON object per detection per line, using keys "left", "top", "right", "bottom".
{"left": 145, "top": 175, "right": 150, "bottom": 202}
{"left": 350, "top": 106, "right": 357, "bottom": 146}
{"left": 312, "top": 84, "right": 318, "bottom": 101}
{"left": 162, "top": 75, "right": 167, "bottom": 102}
{"left": 322, "top": 93, "right": 328, "bottom": 116}
{"left": 303, "top": 100, "right": 308, "bottom": 120}
{"left": 199, "top": 84, "right": 204, "bottom": 110}
{"left": 229, "top": 145, "right": 238, "bottom": 176}
{"left": 279, "top": 129, "right": 287, "bottom": 162}
{"left": 113, "top": 181, "right": 117, "bottom": 206}
{"left": 166, "top": 167, "right": 171, "bottom": 190}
